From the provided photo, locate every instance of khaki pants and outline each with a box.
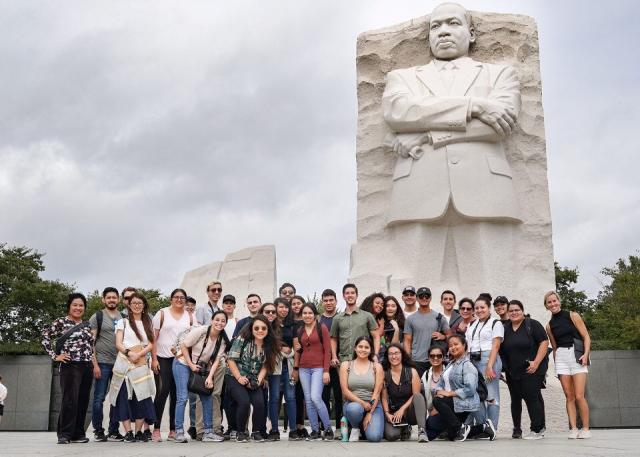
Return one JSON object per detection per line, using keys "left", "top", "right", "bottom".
{"left": 196, "top": 362, "right": 226, "bottom": 436}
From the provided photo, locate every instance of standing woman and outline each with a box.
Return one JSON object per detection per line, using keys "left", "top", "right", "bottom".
{"left": 544, "top": 291, "right": 591, "bottom": 439}
{"left": 340, "top": 336, "right": 384, "bottom": 442}
{"left": 110, "top": 293, "right": 156, "bottom": 442}
{"left": 292, "top": 304, "right": 333, "bottom": 440}
{"left": 380, "top": 296, "right": 405, "bottom": 362}
{"left": 225, "top": 315, "right": 280, "bottom": 442}
{"left": 451, "top": 298, "right": 475, "bottom": 337}
{"left": 381, "top": 343, "right": 428, "bottom": 442}
{"left": 42, "top": 293, "right": 94, "bottom": 444}
{"left": 431, "top": 335, "right": 495, "bottom": 441}
{"left": 465, "top": 294, "right": 503, "bottom": 430}
{"left": 423, "top": 345, "right": 447, "bottom": 440}
{"left": 150, "top": 288, "right": 193, "bottom": 441}
{"left": 266, "top": 299, "right": 297, "bottom": 440}
{"left": 173, "top": 310, "right": 229, "bottom": 443}
{"left": 500, "top": 300, "right": 549, "bottom": 440}
{"left": 290, "top": 295, "right": 309, "bottom": 438}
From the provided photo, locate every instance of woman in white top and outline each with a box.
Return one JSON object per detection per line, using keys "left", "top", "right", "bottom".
{"left": 172, "top": 310, "right": 229, "bottom": 443}
{"left": 111, "top": 293, "right": 156, "bottom": 442}
{"left": 465, "top": 293, "right": 504, "bottom": 430}
{"left": 150, "top": 288, "right": 193, "bottom": 442}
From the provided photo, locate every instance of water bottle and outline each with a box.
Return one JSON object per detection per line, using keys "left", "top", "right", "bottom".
{"left": 340, "top": 416, "right": 349, "bottom": 442}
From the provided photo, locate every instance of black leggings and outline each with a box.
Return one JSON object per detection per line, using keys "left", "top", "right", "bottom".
{"left": 153, "top": 356, "right": 176, "bottom": 430}
{"left": 506, "top": 373, "right": 545, "bottom": 433}
{"left": 322, "top": 366, "right": 343, "bottom": 427}
{"left": 225, "top": 375, "right": 266, "bottom": 433}
{"left": 432, "top": 396, "right": 484, "bottom": 439}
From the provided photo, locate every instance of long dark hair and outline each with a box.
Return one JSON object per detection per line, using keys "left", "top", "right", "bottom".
{"left": 126, "top": 292, "right": 154, "bottom": 343}
{"left": 259, "top": 302, "right": 281, "bottom": 338}
{"left": 381, "top": 342, "right": 415, "bottom": 371}
{"left": 290, "top": 295, "right": 306, "bottom": 319}
{"left": 383, "top": 295, "right": 405, "bottom": 331}
{"left": 360, "top": 292, "right": 385, "bottom": 319}
{"left": 209, "top": 310, "right": 230, "bottom": 350}
{"left": 351, "top": 336, "right": 375, "bottom": 362}
{"left": 239, "top": 314, "right": 281, "bottom": 373}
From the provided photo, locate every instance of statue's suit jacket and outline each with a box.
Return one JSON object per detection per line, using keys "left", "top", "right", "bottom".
{"left": 382, "top": 56, "right": 522, "bottom": 225}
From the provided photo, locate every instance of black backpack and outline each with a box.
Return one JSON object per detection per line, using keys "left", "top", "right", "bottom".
{"left": 461, "top": 361, "right": 488, "bottom": 401}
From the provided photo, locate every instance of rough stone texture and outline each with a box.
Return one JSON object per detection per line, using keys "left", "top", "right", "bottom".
{"left": 180, "top": 245, "right": 277, "bottom": 319}
{"left": 349, "top": 11, "right": 554, "bottom": 322}
{"left": 0, "top": 355, "right": 52, "bottom": 431}
{"left": 587, "top": 350, "right": 640, "bottom": 427}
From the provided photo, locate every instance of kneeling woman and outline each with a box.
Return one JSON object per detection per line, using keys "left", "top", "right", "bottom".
{"left": 340, "top": 336, "right": 384, "bottom": 442}
{"left": 381, "top": 343, "right": 428, "bottom": 442}
{"left": 110, "top": 293, "right": 156, "bottom": 442}
{"left": 173, "top": 310, "right": 229, "bottom": 442}
{"left": 431, "top": 335, "right": 496, "bottom": 441}
{"left": 225, "top": 315, "right": 280, "bottom": 442}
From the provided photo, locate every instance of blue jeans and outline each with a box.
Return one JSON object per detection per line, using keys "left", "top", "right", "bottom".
{"left": 299, "top": 368, "right": 331, "bottom": 431}
{"left": 343, "top": 401, "right": 384, "bottom": 442}
{"left": 188, "top": 392, "right": 197, "bottom": 428}
{"left": 91, "top": 362, "right": 119, "bottom": 434}
{"left": 268, "top": 363, "right": 296, "bottom": 431}
{"left": 471, "top": 352, "right": 502, "bottom": 428}
{"left": 173, "top": 360, "right": 213, "bottom": 434}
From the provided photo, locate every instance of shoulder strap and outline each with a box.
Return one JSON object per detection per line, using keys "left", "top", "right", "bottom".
{"left": 159, "top": 309, "right": 165, "bottom": 330}
{"left": 189, "top": 311, "right": 194, "bottom": 327}
{"left": 56, "top": 321, "right": 90, "bottom": 354}
{"left": 384, "top": 368, "right": 392, "bottom": 387}
{"left": 195, "top": 326, "right": 212, "bottom": 365}
{"left": 96, "top": 310, "right": 103, "bottom": 341}
{"left": 492, "top": 319, "right": 498, "bottom": 330}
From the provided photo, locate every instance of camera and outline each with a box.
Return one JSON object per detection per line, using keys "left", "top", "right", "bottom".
{"left": 470, "top": 351, "right": 482, "bottom": 361}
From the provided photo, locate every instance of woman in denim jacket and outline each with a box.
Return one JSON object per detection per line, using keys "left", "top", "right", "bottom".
{"left": 431, "top": 335, "right": 496, "bottom": 441}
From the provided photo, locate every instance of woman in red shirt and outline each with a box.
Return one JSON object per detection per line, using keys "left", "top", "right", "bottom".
{"left": 292, "top": 304, "right": 333, "bottom": 440}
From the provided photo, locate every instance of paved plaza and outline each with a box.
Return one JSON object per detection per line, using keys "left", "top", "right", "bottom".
{"left": 0, "top": 429, "right": 637, "bottom": 457}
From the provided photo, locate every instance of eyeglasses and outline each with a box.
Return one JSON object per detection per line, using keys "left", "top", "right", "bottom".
{"left": 460, "top": 307, "right": 473, "bottom": 311}
{"left": 418, "top": 294, "right": 431, "bottom": 299}
{"left": 209, "top": 287, "right": 222, "bottom": 293}
{"left": 173, "top": 296, "right": 186, "bottom": 302}
{"left": 429, "top": 353, "right": 444, "bottom": 359}
{"left": 263, "top": 310, "right": 277, "bottom": 315}
{"left": 130, "top": 300, "right": 144, "bottom": 306}
{"left": 387, "top": 352, "right": 402, "bottom": 357}
{"left": 123, "top": 296, "right": 133, "bottom": 301}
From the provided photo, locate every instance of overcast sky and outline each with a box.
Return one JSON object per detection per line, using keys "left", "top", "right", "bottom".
{"left": 1, "top": 0, "right": 638, "bottom": 301}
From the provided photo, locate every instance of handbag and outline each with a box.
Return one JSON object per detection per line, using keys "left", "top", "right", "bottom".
{"left": 573, "top": 337, "right": 590, "bottom": 365}
{"left": 187, "top": 326, "right": 223, "bottom": 396}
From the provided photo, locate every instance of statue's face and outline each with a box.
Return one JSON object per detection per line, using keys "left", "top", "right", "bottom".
{"left": 428, "top": 3, "right": 475, "bottom": 60}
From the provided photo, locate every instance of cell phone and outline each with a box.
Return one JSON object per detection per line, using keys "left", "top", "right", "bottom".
{"left": 392, "top": 422, "right": 409, "bottom": 427}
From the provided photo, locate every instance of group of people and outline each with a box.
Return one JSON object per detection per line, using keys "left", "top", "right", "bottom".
{"left": 41, "top": 280, "right": 592, "bottom": 445}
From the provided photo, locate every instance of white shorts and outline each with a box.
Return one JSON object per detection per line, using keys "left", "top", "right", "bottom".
{"left": 555, "top": 346, "right": 589, "bottom": 376}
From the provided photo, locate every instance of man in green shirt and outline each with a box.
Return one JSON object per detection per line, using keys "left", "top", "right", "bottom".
{"left": 330, "top": 283, "right": 380, "bottom": 364}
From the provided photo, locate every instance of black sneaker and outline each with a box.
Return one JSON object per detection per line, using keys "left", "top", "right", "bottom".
{"left": 297, "top": 428, "right": 309, "bottom": 439}
{"left": 108, "top": 431, "right": 125, "bottom": 442}
{"left": 454, "top": 424, "right": 471, "bottom": 442}
{"left": 94, "top": 430, "right": 107, "bottom": 442}
{"left": 323, "top": 427, "right": 334, "bottom": 441}
{"left": 288, "top": 430, "right": 301, "bottom": 441}
{"left": 123, "top": 431, "right": 136, "bottom": 443}
{"left": 143, "top": 429, "right": 152, "bottom": 442}
{"left": 70, "top": 437, "right": 90, "bottom": 443}
{"left": 512, "top": 428, "right": 523, "bottom": 439}
{"left": 236, "top": 432, "right": 249, "bottom": 443}
{"left": 135, "top": 431, "right": 148, "bottom": 442}
{"left": 57, "top": 437, "right": 70, "bottom": 444}
{"left": 187, "top": 426, "right": 197, "bottom": 440}
{"left": 251, "top": 431, "right": 266, "bottom": 442}
{"left": 400, "top": 426, "right": 412, "bottom": 441}
{"left": 307, "top": 430, "right": 322, "bottom": 441}
{"left": 484, "top": 419, "right": 497, "bottom": 441}
{"left": 266, "top": 430, "right": 280, "bottom": 441}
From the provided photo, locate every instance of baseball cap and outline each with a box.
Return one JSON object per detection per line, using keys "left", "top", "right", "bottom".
{"left": 402, "top": 286, "right": 416, "bottom": 295}
{"left": 416, "top": 287, "right": 432, "bottom": 297}
{"left": 222, "top": 294, "right": 236, "bottom": 304}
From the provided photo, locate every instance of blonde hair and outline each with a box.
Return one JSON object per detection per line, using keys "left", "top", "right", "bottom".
{"left": 543, "top": 291, "right": 561, "bottom": 307}
{"left": 206, "top": 280, "right": 222, "bottom": 292}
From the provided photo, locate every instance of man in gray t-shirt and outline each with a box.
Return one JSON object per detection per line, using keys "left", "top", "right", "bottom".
{"left": 403, "top": 287, "right": 450, "bottom": 377}
{"left": 88, "top": 287, "right": 123, "bottom": 441}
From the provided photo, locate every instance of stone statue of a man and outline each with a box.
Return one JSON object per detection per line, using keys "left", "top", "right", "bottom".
{"left": 383, "top": 2, "right": 522, "bottom": 292}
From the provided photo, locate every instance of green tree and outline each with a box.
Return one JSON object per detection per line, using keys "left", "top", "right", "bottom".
{"left": 588, "top": 254, "right": 640, "bottom": 350}
{"left": 0, "top": 244, "right": 73, "bottom": 351}
{"left": 554, "top": 262, "right": 593, "bottom": 314}
{"left": 85, "top": 287, "right": 170, "bottom": 318}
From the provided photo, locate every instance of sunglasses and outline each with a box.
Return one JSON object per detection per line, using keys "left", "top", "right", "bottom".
{"left": 263, "top": 310, "right": 277, "bottom": 315}
{"left": 429, "top": 353, "right": 444, "bottom": 359}
{"left": 460, "top": 307, "right": 473, "bottom": 311}
{"left": 253, "top": 326, "right": 268, "bottom": 331}
{"left": 209, "top": 287, "right": 222, "bottom": 292}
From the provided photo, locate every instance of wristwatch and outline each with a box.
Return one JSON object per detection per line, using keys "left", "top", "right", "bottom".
{"left": 293, "top": 366, "right": 299, "bottom": 371}
{"left": 124, "top": 349, "right": 130, "bottom": 356}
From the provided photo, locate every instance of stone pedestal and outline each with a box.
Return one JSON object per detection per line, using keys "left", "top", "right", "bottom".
{"left": 349, "top": 11, "right": 554, "bottom": 321}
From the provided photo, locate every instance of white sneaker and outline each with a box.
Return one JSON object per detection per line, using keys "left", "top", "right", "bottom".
{"left": 202, "top": 432, "right": 225, "bottom": 442}
{"left": 568, "top": 428, "right": 579, "bottom": 439}
{"left": 523, "top": 431, "right": 544, "bottom": 440}
{"left": 577, "top": 429, "right": 592, "bottom": 439}
{"left": 349, "top": 428, "right": 360, "bottom": 442}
